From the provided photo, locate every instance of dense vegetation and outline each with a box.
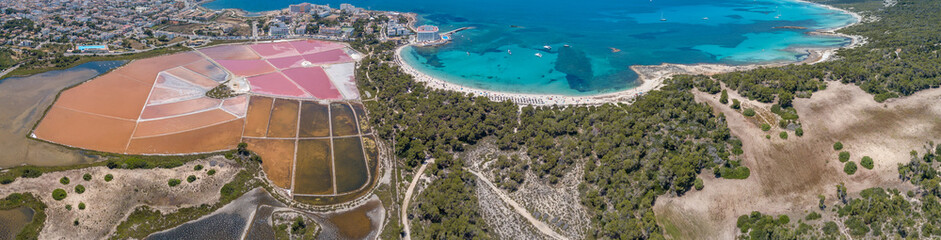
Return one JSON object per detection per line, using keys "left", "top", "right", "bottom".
{"left": 410, "top": 156, "right": 491, "bottom": 239}
{"left": 361, "top": 47, "right": 743, "bottom": 238}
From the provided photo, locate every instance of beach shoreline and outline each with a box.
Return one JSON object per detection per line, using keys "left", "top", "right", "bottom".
{"left": 393, "top": 0, "right": 866, "bottom": 106}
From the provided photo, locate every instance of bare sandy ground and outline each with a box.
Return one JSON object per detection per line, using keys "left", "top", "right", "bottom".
{"left": 0, "top": 156, "right": 240, "bottom": 239}
{"left": 654, "top": 82, "right": 935, "bottom": 239}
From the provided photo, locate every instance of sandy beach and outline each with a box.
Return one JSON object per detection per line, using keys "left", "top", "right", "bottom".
{"left": 393, "top": 0, "right": 865, "bottom": 106}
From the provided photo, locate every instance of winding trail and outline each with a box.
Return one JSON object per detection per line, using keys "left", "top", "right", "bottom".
{"left": 467, "top": 169, "right": 568, "bottom": 240}
{"left": 401, "top": 159, "right": 434, "bottom": 240}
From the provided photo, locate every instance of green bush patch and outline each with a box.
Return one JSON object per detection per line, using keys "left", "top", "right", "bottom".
{"left": 207, "top": 169, "right": 216, "bottom": 176}
{"left": 83, "top": 173, "right": 91, "bottom": 181}
{"left": 720, "top": 166, "right": 751, "bottom": 179}
{"left": 833, "top": 142, "right": 843, "bottom": 151}
{"left": 743, "top": 108, "right": 756, "bottom": 117}
{"left": 78, "top": 202, "right": 86, "bottom": 210}
{"left": 844, "top": 161, "right": 858, "bottom": 175}
{"left": 52, "top": 189, "right": 67, "bottom": 201}
{"left": 168, "top": 179, "right": 182, "bottom": 187}
{"left": 779, "top": 132, "right": 788, "bottom": 140}
{"left": 194, "top": 165, "right": 203, "bottom": 171}
{"left": 839, "top": 151, "right": 850, "bottom": 163}
{"left": 861, "top": 156, "right": 874, "bottom": 170}
{"left": 74, "top": 185, "right": 85, "bottom": 194}
{"left": 104, "top": 174, "right": 113, "bottom": 182}
{"left": 187, "top": 175, "right": 197, "bottom": 183}
{"left": 59, "top": 177, "right": 69, "bottom": 185}
{"left": 760, "top": 124, "right": 771, "bottom": 131}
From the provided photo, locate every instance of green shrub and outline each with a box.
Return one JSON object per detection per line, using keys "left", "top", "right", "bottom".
{"left": 796, "top": 127, "right": 804, "bottom": 137}
{"left": 52, "top": 189, "right": 67, "bottom": 200}
{"left": 743, "top": 108, "right": 756, "bottom": 117}
{"left": 760, "top": 124, "right": 771, "bottom": 131}
{"left": 65, "top": 204, "right": 72, "bottom": 210}
{"left": 20, "top": 167, "right": 42, "bottom": 178}
{"left": 839, "top": 151, "right": 850, "bottom": 162}
{"left": 823, "top": 222, "right": 839, "bottom": 235}
{"left": 805, "top": 212, "right": 821, "bottom": 221}
{"left": 861, "top": 156, "right": 874, "bottom": 169}
{"left": 224, "top": 152, "right": 235, "bottom": 159}
{"left": 844, "top": 161, "right": 857, "bottom": 175}
{"left": 194, "top": 165, "right": 203, "bottom": 171}
{"left": 779, "top": 132, "right": 788, "bottom": 140}
{"left": 83, "top": 173, "right": 91, "bottom": 181}
{"left": 765, "top": 135, "right": 771, "bottom": 139}
{"left": 207, "top": 169, "right": 216, "bottom": 176}
{"left": 78, "top": 202, "right": 86, "bottom": 210}
{"left": 187, "top": 175, "right": 197, "bottom": 183}
{"left": 60, "top": 177, "right": 69, "bottom": 185}
{"left": 720, "top": 166, "right": 750, "bottom": 179}
{"left": 168, "top": 179, "right": 182, "bottom": 187}
{"left": 720, "top": 90, "right": 729, "bottom": 104}
{"left": 833, "top": 142, "right": 843, "bottom": 151}
{"left": 104, "top": 174, "right": 113, "bottom": 182}
{"left": 731, "top": 99, "right": 741, "bottom": 109}
{"left": 694, "top": 178, "right": 704, "bottom": 190}
{"left": 74, "top": 185, "right": 85, "bottom": 194}
{"left": 732, "top": 147, "right": 743, "bottom": 155}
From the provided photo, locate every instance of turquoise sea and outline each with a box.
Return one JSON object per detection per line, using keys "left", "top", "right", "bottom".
{"left": 204, "top": 0, "right": 857, "bottom": 95}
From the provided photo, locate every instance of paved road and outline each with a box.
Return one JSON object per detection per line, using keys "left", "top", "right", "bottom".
{"left": 0, "top": 64, "right": 21, "bottom": 79}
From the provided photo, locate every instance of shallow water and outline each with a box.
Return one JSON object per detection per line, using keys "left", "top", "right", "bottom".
{"left": 0, "top": 61, "right": 124, "bottom": 168}
{"left": 0, "top": 206, "right": 35, "bottom": 239}
{"left": 146, "top": 188, "right": 286, "bottom": 240}
{"left": 205, "top": 0, "right": 856, "bottom": 95}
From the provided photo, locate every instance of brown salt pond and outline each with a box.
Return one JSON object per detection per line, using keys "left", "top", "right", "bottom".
{"left": 244, "top": 138, "right": 296, "bottom": 189}
{"left": 330, "top": 103, "right": 358, "bottom": 137}
{"left": 298, "top": 101, "right": 330, "bottom": 138}
{"left": 333, "top": 137, "right": 369, "bottom": 194}
{"left": 0, "top": 61, "right": 124, "bottom": 168}
{"left": 243, "top": 96, "right": 274, "bottom": 138}
{"left": 294, "top": 139, "right": 334, "bottom": 195}
{"left": 267, "top": 99, "right": 299, "bottom": 138}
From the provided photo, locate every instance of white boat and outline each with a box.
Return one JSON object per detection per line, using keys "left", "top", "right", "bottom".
{"left": 703, "top": 17, "right": 709, "bottom": 20}
{"left": 543, "top": 45, "right": 552, "bottom": 50}
{"left": 660, "top": 12, "right": 667, "bottom": 21}
{"left": 507, "top": 49, "right": 512, "bottom": 55}
{"left": 535, "top": 53, "right": 543, "bottom": 58}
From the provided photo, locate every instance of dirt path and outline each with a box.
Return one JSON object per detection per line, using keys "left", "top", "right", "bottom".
{"left": 401, "top": 159, "right": 434, "bottom": 240}
{"left": 467, "top": 169, "right": 568, "bottom": 240}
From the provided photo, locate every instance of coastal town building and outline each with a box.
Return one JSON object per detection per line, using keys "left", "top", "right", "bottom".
{"left": 269, "top": 21, "right": 291, "bottom": 36}
{"left": 387, "top": 23, "right": 409, "bottom": 36}
{"left": 416, "top": 25, "right": 440, "bottom": 42}
{"left": 290, "top": 3, "right": 312, "bottom": 13}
